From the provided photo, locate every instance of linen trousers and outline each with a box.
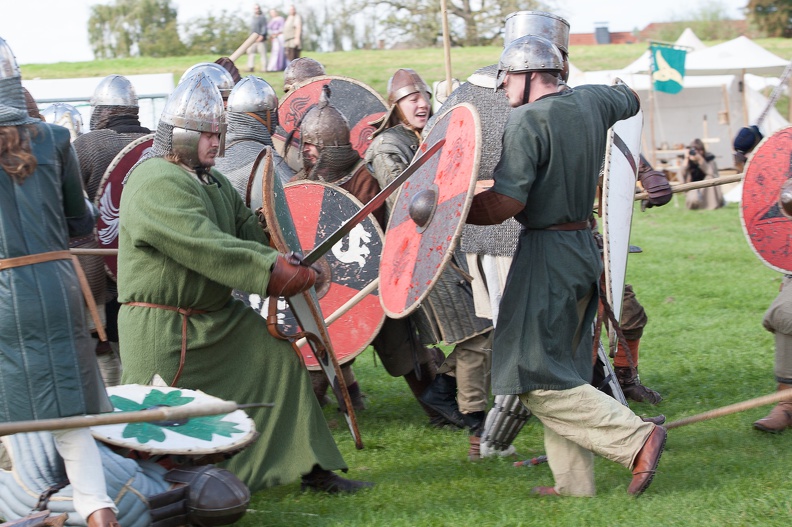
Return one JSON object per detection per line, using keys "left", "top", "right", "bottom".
{"left": 520, "top": 384, "right": 654, "bottom": 496}
{"left": 438, "top": 332, "right": 492, "bottom": 414}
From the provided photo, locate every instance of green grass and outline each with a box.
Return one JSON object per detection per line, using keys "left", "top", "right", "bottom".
{"left": 229, "top": 202, "right": 792, "bottom": 526}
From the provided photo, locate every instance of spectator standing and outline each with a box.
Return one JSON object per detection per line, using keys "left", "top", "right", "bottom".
{"left": 267, "top": 9, "right": 287, "bottom": 72}
{"left": 283, "top": 4, "right": 303, "bottom": 63}
{"left": 246, "top": 4, "right": 268, "bottom": 73}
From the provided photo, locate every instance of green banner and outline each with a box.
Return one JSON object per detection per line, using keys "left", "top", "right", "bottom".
{"left": 650, "top": 44, "right": 686, "bottom": 94}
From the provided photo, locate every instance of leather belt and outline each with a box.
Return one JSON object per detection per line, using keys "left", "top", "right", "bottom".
{"left": 530, "top": 220, "right": 589, "bottom": 231}
{"left": 124, "top": 302, "right": 209, "bottom": 387}
{"left": 0, "top": 250, "right": 107, "bottom": 342}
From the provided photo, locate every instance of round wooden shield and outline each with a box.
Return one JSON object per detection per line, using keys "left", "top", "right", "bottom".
{"left": 95, "top": 133, "right": 155, "bottom": 280}
{"left": 272, "top": 75, "right": 386, "bottom": 163}
{"left": 282, "top": 181, "right": 385, "bottom": 369}
{"left": 741, "top": 126, "right": 792, "bottom": 273}
{"left": 245, "top": 146, "right": 294, "bottom": 210}
{"left": 90, "top": 384, "right": 257, "bottom": 456}
{"left": 379, "top": 103, "right": 481, "bottom": 318}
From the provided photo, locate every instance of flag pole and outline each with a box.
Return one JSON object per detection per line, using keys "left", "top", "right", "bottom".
{"left": 648, "top": 45, "right": 657, "bottom": 167}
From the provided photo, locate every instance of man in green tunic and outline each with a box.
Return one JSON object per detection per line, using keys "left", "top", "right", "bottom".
{"left": 117, "top": 72, "right": 372, "bottom": 494}
{"left": 466, "top": 35, "right": 666, "bottom": 497}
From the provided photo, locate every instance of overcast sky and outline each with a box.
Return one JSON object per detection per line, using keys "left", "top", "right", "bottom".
{"left": 0, "top": 0, "right": 749, "bottom": 65}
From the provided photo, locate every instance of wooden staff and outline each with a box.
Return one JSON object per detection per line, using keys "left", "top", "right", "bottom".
{"left": 230, "top": 33, "right": 260, "bottom": 62}
{"left": 440, "top": 0, "right": 453, "bottom": 98}
{"left": 666, "top": 389, "right": 792, "bottom": 430}
{"left": 0, "top": 401, "right": 273, "bottom": 437}
{"left": 70, "top": 248, "right": 118, "bottom": 256}
{"left": 634, "top": 173, "right": 743, "bottom": 201}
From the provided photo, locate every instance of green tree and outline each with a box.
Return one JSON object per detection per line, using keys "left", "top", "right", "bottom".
{"left": 747, "top": 0, "right": 792, "bottom": 37}
{"left": 358, "top": 0, "right": 547, "bottom": 48}
{"left": 88, "top": 0, "right": 185, "bottom": 59}
{"left": 647, "top": 1, "right": 744, "bottom": 42}
{"left": 181, "top": 10, "right": 249, "bottom": 56}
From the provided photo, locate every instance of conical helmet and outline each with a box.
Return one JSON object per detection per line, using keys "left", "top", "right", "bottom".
{"left": 180, "top": 62, "right": 236, "bottom": 99}
{"left": 495, "top": 34, "right": 563, "bottom": 90}
{"left": 387, "top": 68, "right": 431, "bottom": 106}
{"left": 90, "top": 74, "right": 138, "bottom": 107}
{"left": 300, "top": 87, "right": 350, "bottom": 147}
{"left": 41, "top": 103, "right": 83, "bottom": 141}
{"left": 227, "top": 75, "right": 278, "bottom": 114}
{"left": 159, "top": 72, "right": 226, "bottom": 167}
{"left": 0, "top": 35, "right": 20, "bottom": 79}
{"left": 283, "top": 57, "right": 325, "bottom": 92}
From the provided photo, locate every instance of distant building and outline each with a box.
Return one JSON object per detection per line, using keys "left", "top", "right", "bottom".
{"left": 570, "top": 19, "right": 751, "bottom": 45}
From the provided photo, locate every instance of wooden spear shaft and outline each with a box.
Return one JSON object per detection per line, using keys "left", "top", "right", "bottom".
{"left": 70, "top": 248, "right": 118, "bottom": 256}
{"left": 666, "top": 389, "right": 792, "bottom": 430}
{"left": 634, "top": 173, "right": 743, "bottom": 201}
{"left": 0, "top": 401, "right": 272, "bottom": 437}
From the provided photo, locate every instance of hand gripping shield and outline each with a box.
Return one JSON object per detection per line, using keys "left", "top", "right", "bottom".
{"left": 95, "top": 133, "right": 155, "bottom": 280}
{"left": 741, "top": 126, "right": 792, "bottom": 273}
{"left": 378, "top": 103, "right": 481, "bottom": 318}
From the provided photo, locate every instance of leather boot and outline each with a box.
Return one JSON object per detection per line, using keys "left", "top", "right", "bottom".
{"left": 86, "top": 508, "right": 120, "bottom": 527}
{"left": 310, "top": 371, "right": 331, "bottom": 407}
{"left": 404, "top": 363, "right": 454, "bottom": 427}
{"left": 754, "top": 383, "right": 792, "bottom": 433}
{"left": 464, "top": 411, "right": 486, "bottom": 461}
{"left": 300, "top": 465, "right": 374, "bottom": 494}
{"left": 615, "top": 366, "right": 662, "bottom": 405}
{"left": 345, "top": 381, "right": 366, "bottom": 411}
{"left": 418, "top": 373, "right": 466, "bottom": 428}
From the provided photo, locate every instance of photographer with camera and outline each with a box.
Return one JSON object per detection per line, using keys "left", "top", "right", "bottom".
{"left": 682, "top": 138, "right": 725, "bottom": 210}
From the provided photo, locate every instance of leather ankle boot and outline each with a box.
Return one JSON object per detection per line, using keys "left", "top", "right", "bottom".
{"left": 615, "top": 366, "right": 662, "bottom": 405}
{"left": 418, "top": 373, "right": 466, "bottom": 428}
{"left": 754, "top": 384, "right": 792, "bottom": 432}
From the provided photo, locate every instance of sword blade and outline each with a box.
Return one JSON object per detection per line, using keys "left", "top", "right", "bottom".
{"left": 302, "top": 138, "right": 446, "bottom": 266}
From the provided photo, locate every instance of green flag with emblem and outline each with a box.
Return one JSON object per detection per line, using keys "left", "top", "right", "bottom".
{"left": 650, "top": 43, "right": 686, "bottom": 94}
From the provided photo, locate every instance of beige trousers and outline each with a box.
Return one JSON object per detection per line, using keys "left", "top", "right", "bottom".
{"left": 438, "top": 333, "right": 492, "bottom": 414}
{"left": 520, "top": 384, "right": 654, "bottom": 496}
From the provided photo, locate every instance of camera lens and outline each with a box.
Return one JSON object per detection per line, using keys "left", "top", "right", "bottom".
{"left": 689, "top": 149, "right": 696, "bottom": 155}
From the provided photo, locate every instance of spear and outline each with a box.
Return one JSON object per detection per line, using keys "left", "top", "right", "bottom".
{"left": 666, "top": 389, "right": 792, "bottom": 430}
{"left": 0, "top": 401, "right": 273, "bottom": 437}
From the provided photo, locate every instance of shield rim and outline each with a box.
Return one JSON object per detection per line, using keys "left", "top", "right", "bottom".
{"left": 283, "top": 179, "right": 386, "bottom": 368}
{"left": 379, "top": 102, "right": 482, "bottom": 319}
{"left": 739, "top": 125, "right": 792, "bottom": 274}
{"left": 94, "top": 132, "right": 155, "bottom": 281}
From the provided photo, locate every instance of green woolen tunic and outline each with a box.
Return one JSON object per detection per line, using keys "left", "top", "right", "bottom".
{"left": 488, "top": 84, "right": 640, "bottom": 395}
{"left": 117, "top": 158, "right": 346, "bottom": 491}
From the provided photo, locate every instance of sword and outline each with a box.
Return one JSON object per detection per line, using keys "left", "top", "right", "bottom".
{"left": 301, "top": 138, "right": 446, "bottom": 266}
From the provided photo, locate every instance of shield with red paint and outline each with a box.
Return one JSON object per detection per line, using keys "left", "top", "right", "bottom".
{"left": 95, "top": 133, "right": 155, "bottom": 280}
{"left": 741, "top": 126, "right": 792, "bottom": 273}
{"left": 272, "top": 75, "right": 386, "bottom": 168}
{"left": 379, "top": 102, "right": 481, "bottom": 318}
{"left": 281, "top": 181, "right": 385, "bottom": 369}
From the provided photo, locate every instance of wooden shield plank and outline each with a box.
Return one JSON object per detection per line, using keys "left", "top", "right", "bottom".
{"left": 257, "top": 150, "right": 364, "bottom": 449}
{"left": 378, "top": 102, "right": 481, "bottom": 318}
{"left": 282, "top": 181, "right": 385, "bottom": 369}
{"left": 741, "top": 126, "right": 792, "bottom": 273}
{"left": 602, "top": 86, "right": 643, "bottom": 325}
{"left": 272, "top": 75, "right": 386, "bottom": 166}
{"left": 90, "top": 384, "right": 257, "bottom": 456}
{"left": 95, "top": 133, "right": 154, "bottom": 280}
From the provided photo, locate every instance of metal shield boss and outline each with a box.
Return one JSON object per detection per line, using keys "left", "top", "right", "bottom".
{"left": 741, "top": 126, "right": 792, "bottom": 273}
{"left": 271, "top": 75, "right": 387, "bottom": 170}
{"left": 379, "top": 102, "right": 481, "bottom": 318}
{"left": 280, "top": 180, "right": 385, "bottom": 369}
{"left": 95, "top": 133, "right": 155, "bottom": 280}
{"left": 602, "top": 83, "right": 644, "bottom": 325}
{"left": 90, "top": 384, "right": 257, "bottom": 457}
{"left": 254, "top": 149, "right": 364, "bottom": 449}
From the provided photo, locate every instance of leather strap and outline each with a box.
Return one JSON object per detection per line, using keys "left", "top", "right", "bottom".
{"left": 0, "top": 250, "right": 107, "bottom": 342}
{"left": 124, "top": 302, "right": 209, "bottom": 386}
{"left": 533, "top": 220, "right": 589, "bottom": 231}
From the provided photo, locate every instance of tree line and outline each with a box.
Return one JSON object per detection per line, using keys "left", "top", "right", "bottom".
{"left": 87, "top": 0, "right": 792, "bottom": 60}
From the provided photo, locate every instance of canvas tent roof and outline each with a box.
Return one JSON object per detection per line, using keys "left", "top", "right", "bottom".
{"left": 624, "top": 27, "right": 707, "bottom": 74}
{"left": 684, "top": 36, "right": 789, "bottom": 75}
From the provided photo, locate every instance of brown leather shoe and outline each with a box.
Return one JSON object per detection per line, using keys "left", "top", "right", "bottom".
{"left": 86, "top": 508, "right": 120, "bottom": 527}
{"left": 628, "top": 425, "right": 667, "bottom": 496}
{"left": 640, "top": 414, "right": 666, "bottom": 426}
{"left": 531, "top": 486, "right": 560, "bottom": 496}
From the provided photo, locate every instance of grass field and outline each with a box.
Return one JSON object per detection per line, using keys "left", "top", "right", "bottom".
{"left": 233, "top": 201, "right": 792, "bottom": 527}
{"left": 20, "top": 40, "right": 792, "bottom": 526}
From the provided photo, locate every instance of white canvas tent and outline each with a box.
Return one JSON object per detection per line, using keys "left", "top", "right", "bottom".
{"left": 22, "top": 74, "right": 174, "bottom": 132}
{"left": 624, "top": 27, "right": 708, "bottom": 74}
{"left": 685, "top": 36, "right": 788, "bottom": 76}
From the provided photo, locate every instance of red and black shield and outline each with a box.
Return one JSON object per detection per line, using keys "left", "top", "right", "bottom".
{"left": 281, "top": 181, "right": 385, "bottom": 368}
{"left": 272, "top": 75, "right": 386, "bottom": 164}
{"left": 378, "top": 103, "right": 481, "bottom": 318}
{"left": 741, "top": 126, "right": 792, "bottom": 273}
{"left": 95, "top": 133, "right": 154, "bottom": 280}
